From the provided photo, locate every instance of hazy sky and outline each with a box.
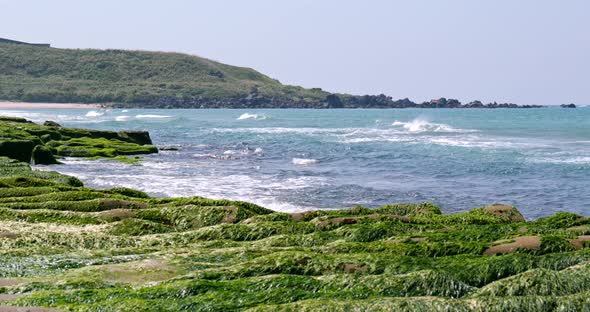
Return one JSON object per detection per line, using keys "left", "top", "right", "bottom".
{"left": 2, "top": 0, "right": 588, "bottom": 105}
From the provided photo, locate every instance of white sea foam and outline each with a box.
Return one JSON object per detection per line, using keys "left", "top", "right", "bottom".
{"left": 192, "top": 144, "right": 212, "bottom": 149}
{"left": 292, "top": 158, "right": 319, "bottom": 165}
{"left": 0, "top": 110, "right": 110, "bottom": 123}
{"left": 85, "top": 110, "right": 104, "bottom": 117}
{"left": 213, "top": 126, "right": 500, "bottom": 149}
{"left": 337, "top": 131, "right": 544, "bottom": 150}
{"left": 46, "top": 162, "right": 328, "bottom": 212}
{"left": 237, "top": 113, "right": 267, "bottom": 120}
{"left": 529, "top": 156, "right": 590, "bottom": 164}
{"left": 212, "top": 127, "right": 350, "bottom": 135}
{"left": 254, "top": 147, "right": 264, "bottom": 154}
{"left": 135, "top": 114, "right": 171, "bottom": 119}
{"left": 264, "top": 176, "right": 327, "bottom": 190}
{"left": 192, "top": 153, "right": 217, "bottom": 159}
{"left": 115, "top": 116, "right": 130, "bottom": 122}
{"left": 392, "top": 118, "right": 469, "bottom": 133}
{"left": 122, "top": 110, "right": 129, "bottom": 113}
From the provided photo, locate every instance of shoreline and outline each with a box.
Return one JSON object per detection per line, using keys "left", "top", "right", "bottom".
{"left": 0, "top": 101, "right": 554, "bottom": 110}
{"left": 2, "top": 115, "right": 590, "bottom": 310}
{"left": 0, "top": 101, "right": 101, "bottom": 109}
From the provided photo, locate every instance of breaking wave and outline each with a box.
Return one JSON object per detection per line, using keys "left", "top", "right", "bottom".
{"left": 237, "top": 113, "right": 267, "bottom": 120}
{"left": 392, "top": 118, "right": 471, "bottom": 133}
{"left": 292, "top": 158, "right": 319, "bottom": 165}
{"left": 115, "top": 116, "right": 131, "bottom": 122}
{"left": 85, "top": 110, "right": 105, "bottom": 117}
{"left": 135, "top": 114, "right": 171, "bottom": 119}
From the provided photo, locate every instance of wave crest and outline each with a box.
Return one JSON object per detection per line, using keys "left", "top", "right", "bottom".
{"left": 85, "top": 110, "right": 104, "bottom": 117}
{"left": 135, "top": 114, "right": 171, "bottom": 119}
{"left": 392, "top": 118, "right": 466, "bottom": 133}
{"left": 292, "top": 158, "right": 319, "bottom": 165}
{"left": 237, "top": 113, "right": 267, "bottom": 120}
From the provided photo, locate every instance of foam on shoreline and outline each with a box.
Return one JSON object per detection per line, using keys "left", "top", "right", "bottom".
{"left": 0, "top": 101, "right": 101, "bottom": 109}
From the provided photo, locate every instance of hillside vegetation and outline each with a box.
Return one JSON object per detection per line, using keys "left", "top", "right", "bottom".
{"left": 0, "top": 43, "right": 329, "bottom": 107}
{"left": 1, "top": 118, "right": 590, "bottom": 310}
{"left": 0, "top": 43, "right": 545, "bottom": 108}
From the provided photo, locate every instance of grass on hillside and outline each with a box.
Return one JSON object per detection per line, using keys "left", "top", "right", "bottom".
{"left": 0, "top": 43, "right": 329, "bottom": 105}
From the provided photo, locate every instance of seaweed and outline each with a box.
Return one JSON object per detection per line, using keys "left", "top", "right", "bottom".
{"left": 0, "top": 118, "right": 589, "bottom": 311}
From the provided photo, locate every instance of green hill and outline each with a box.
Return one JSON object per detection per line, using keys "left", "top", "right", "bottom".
{"left": 0, "top": 43, "right": 331, "bottom": 107}
{"left": 0, "top": 42, "right": 540, "bottom": 109}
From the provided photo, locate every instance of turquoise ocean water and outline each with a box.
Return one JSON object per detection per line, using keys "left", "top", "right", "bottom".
{"left": 3, "top": 107, "right": 589, "bottom": 219}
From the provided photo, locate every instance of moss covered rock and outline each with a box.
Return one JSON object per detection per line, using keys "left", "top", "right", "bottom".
{"left": 482, "top": 204, "right": 525, "bottom": 223}
{"left": 43, "top": 120, "right": 62, "bottom": 127}
{"left": 118, "top": 130, "right": 153, "bottom": 145}
{"left": 1, "top": 119, "right": 590, "bottom": 311}
{"left": 0, "top": 116, "right": 158, "bottom": 163}
{"left": 0, "top": 139, "right": 35, "bottom": 162}
{"left": 32, "top": 145, "right": 59, "bottom": 165}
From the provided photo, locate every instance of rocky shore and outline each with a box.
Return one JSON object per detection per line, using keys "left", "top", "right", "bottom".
{"left": 1, "top": 117, "right": 589, "bottom": 311}
{"left": 0, "top": 116, "right": 157, "bottom": 165}
{"left": 107, "top": 94, "right": 544, "bottom": 109}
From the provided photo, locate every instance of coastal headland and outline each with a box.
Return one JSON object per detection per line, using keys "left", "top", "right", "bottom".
{"left": 0, "top": 117, "right": 589, "bottom": 311}
{"left": 0, "top": 42, "right": 545, "bottom": 109}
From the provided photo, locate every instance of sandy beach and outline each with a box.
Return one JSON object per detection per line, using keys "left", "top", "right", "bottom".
{"left": 0, "top": 101, "right": 101, "bottom": 109}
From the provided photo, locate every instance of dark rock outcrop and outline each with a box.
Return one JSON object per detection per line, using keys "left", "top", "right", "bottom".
{"left": 118, "top": 131, "right": 153, "bottom": 146}
{"left": 0, "top": 116, "right": 158, "bottom": 164}
{"left": 32, "top": 145, "right": 59, "bottom": 165}
{"left": 0, "top": 139, "right": 35, "bottom": 162}
{"left": 561, "top": 104, "right": 576, "bottom": 108}
{"left": 325, "top": 94, "right": 343, "bottom": 108}
{"left": 43, "top": 120, "right": 62, "bottom": 127}
{"left": 105, "top": 93, "right": 544, "bottom": 109}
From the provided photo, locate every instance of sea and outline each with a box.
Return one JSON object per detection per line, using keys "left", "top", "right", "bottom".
{"left": 2, "top": 107, "right": 589, "bottom": 219}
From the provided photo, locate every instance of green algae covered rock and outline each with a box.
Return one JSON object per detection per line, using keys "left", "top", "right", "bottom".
{"left": 0, "top": 155, "right": 587, "bottom": 312}
{"left": 0, "top": 116, "right": 158, "bottom": 164}
{"left": 1, "top": 122, "right": 590, "bottom": 310}
{"left": 32, "top": 145, "right": 59, "bottom": 165}
{"left": 43, "top": 120, "right": 62, "bottom": 127}
{"left": 118, "top": 130, "right": 153, "bottom": 145}
{"left": 481, "top": 204, "right": 525, "bottom": 223}
{"left": 47, "top": 137, "right": 158, "bottom": 157}
{"left": 0, "top": 139, "right": 35, "bottom": 162}
{"left": 375, "top": 202, "right": 442, "bottom": 216}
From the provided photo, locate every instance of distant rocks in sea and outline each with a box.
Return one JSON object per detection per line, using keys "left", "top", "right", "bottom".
{"left": 336, "top": 96, "right": 543, "bottom": 109}
{"left": 108, "top": 94, "right": 545, "bottom": 109}
{"left": 560, "top": 103, "right": 577, "bottom": 108}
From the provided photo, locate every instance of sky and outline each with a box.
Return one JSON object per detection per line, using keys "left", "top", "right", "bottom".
{"left": 1, "top": 0, "right": 589, "bottom": 105}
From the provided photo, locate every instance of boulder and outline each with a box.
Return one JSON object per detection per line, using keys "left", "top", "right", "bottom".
{"left": 483, "top": 204, "right": 525, "bottom": 223}
{"left": 0, "top": 139, "right": 35, "bottom": 162}
{"left": 118, "top": 130, "right": 153, "bottom": 145}
{"left": 43, "top": 120, "right": 62, "bottom": 127}
{"left": 32, "top": 145, "right": 59, "bottom": 165}
{"left": 484, "top": 236, "right": 541, "bottom": 255}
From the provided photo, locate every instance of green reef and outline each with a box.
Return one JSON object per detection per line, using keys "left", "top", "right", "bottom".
{"left": 1, "top": 118, "right": 590, "bottom": 311}
{"left": 0, "top": 116, "right": 157, "bottom": 164}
